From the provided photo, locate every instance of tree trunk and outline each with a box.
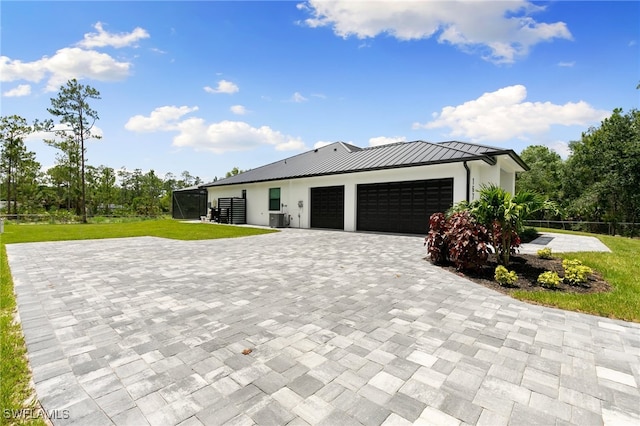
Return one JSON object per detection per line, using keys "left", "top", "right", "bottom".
{"left": 7, "top": 157, "right": 13, "bottom": 215}
{"left": 80, "top": 118, "right": 87, "bottom": 223}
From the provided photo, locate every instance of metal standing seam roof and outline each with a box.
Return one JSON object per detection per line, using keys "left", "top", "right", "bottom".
{"left": 172, "top": 184, "right": 205, "bottom": 192}
{"left": 201, "top": 140, "right": 528, "bottom": 187}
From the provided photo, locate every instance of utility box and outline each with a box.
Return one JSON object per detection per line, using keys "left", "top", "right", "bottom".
{"left": 269, "top": 213, "right": 286, "bottom": 228}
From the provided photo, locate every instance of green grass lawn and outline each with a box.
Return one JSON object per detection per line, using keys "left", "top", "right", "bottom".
{"left": 513, "top": 228, "right": 640, "bottom": 322}
{"left": 0, "top": 218, "right": 277, "bottom": 244}
{"left": 0, "top": 219, "right": 276, "bottom": 425}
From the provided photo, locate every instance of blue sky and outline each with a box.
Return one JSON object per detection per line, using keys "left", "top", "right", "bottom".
{"left": 2, "top": 1, "right": 638, "bottom": 183}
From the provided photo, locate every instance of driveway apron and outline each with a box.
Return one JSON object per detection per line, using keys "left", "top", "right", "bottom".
{"left": 7, "top": 229, "right": 640, "bottom": 425}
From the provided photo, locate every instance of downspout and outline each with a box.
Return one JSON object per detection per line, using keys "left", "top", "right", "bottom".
{"left": 463, "top": 161, "right": 470, "bottom": 203}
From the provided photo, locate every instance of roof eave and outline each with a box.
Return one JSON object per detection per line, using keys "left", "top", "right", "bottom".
{"left": 491, "top": 149, "right": 529, "bottom": 171}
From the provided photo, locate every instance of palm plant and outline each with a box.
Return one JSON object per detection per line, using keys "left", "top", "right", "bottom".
{"left": 471, "top": 184, "right": 547, "bottom": 265}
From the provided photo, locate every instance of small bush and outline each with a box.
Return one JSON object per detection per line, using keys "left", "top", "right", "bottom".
{"left": 494, "top": 265, "right": 518, "bottom": 286}
{"left": 446, "top": 211, "right": 490, "bottom": 271}
{"left": 562, "top": 259, "right": 593, "bottom": 285}
{"left": 425, "top": 213, "right": 449, "bottom": 264}
{"left": 425, "top": 211, "right": 490, "bottom": 271}
{"left": 520, "top": 227, "right": 539, "bottom": 243}
{"left": 537, "top": 247, "right": 553, "bottom": 259}
{"left": 538, "top": 271, "right": 561, "bottom": 288}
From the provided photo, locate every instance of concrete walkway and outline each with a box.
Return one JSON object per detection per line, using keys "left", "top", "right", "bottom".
{"left": 6, "top": 229, "right": 639, "bottom": 426}
{"left": 519, "top": 232, "right": 611, "bottom": 255}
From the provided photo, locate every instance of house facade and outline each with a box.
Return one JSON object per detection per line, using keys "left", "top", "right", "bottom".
{"left": 201, "top": 141, "right": 527, "bottom": 234}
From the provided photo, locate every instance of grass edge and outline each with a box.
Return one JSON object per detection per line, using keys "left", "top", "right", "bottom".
{"left": 0, "top": 243, "right": 47, "bottom": 426}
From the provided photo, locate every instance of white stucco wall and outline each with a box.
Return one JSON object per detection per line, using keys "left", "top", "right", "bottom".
{"left": 497, "top": 157, "right": 517, "bottom": 194}
{"left": 206, "top": 155, "right": 520, "bottom": 231}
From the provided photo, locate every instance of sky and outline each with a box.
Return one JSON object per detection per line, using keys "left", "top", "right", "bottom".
{"left": 1, "top": 1, "right": 638, "bottom": 184}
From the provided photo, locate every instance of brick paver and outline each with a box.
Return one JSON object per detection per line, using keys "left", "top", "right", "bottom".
{"left": 7, "top": 228, "right": 639, "bottom": 425}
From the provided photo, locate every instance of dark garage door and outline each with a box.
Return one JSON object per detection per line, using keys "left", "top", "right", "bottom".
{"left": 311, "top": 185, "right": 344, "bottom": 230}
{"left": 357, "top": 178, "right": 453, "bottom": 234}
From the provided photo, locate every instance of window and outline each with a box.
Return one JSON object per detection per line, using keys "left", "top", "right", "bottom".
{"left": 269, "top": 188, "right": 281, "bottom": 211}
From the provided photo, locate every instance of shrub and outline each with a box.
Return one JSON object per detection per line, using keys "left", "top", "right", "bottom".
{"left": 538, "top": 271, "right": 561, "bottom": 288}
{"left": 562, "top": 259, "right": 593, "bottom": 285}
{"left": 494, "top": 265, "right": 518, "bottom": 286}
{"left": 520, "top": 227, "right": 539, "bottom": 243}
{"left": 445, "top": 211, "right": 490, "bottom": 271}
{"left": 471, "top": 184, "right": 545, "bottom": 265}
{"left": 425, "top": 211, "right": 490, "bottom": 271}
{"left": 537, "top": 247, "right": 553, "bottom": 259}
{"left": 425, "top": 212, "right": 448, "bottom": 264}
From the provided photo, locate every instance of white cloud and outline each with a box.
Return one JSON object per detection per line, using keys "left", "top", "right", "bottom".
{"left": 548, "top": 141, "right": 571, "bottom": 159}
{"left": 204, "top": 79, "right": 239, "bottom": 94}
{"left": 1, "top": 47, "right": 132, "bottom": 91}
{"left": 298, "top": 0, "right": 572, "bottom": 64}
{"left": 2, "top": 84, "right": 31, "bottom": 97}
{"left": 230, "top": 105, "right": 248, "bottom": 115}
{"left": 77, "top": 22, "right": 150, "bottom": 49}
{"left": 0, "top": 56, "right": 46, "bottom": 82}
{"left": 275, "top": 139, "right": 307, "bottom": 151}
{"left": 125, "top": 105, "right": 199, "bottom": 132}
{"left": 369, "top": 136, "right": 407, "bottom": 147}
{"left": 44, "top": 48, "right": 132, "bottom": 91}
{"left": 27, "top": 123, "right": 104, "bottom": 144}
{"left": 0, "top": 22, "right": 146, "bottom": 91}
{"left": 173, "top": 119, "right": 305, "bottom": 153}
{"left": 291, "top": 92, "right": 308, "bottom": 103}
{"left": 126, "top": 107, "right": 304, "bottom": 153}
{"left": 558, "top": 61, "right": 575, "bottom": 67}
{"left": 415, "top": 85, "right": 608, "bottom": 142}
{"left": 91, "top": 125, "right": 104, "bottom": 139}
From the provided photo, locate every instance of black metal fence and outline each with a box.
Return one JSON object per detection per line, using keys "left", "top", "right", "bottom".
{"left": 525, "top": 220, "right": 640, "bottom": 237}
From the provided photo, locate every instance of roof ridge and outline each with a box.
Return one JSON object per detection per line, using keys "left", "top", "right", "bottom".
{"left": 338, "top": 142, "right": 362, "bottom": 152}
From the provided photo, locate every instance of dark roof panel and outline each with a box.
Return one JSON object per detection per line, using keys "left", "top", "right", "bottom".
{"left": 202, "top": 140, "right": 527, "bottom": 187}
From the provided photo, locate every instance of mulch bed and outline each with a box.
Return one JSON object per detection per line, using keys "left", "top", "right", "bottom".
{"left": 433, "top": 253, "right": 611, "bottom": 295}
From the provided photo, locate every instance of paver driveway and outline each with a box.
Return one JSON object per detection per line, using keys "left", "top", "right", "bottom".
{"left": 7, "top": 229, "right": 640, "bottom": 425}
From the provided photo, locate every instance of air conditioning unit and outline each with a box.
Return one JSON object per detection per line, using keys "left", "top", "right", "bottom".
{"left": 269, "top": 213, "right": 286, "bottom": 228}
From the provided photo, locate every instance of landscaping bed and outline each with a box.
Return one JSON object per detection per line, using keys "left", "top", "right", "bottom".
{"left": 436, "top": 253, "right": 611, "bottom": 295}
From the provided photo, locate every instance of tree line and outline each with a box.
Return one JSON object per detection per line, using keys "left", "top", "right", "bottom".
{"left": 516, "top": 108, "right": 639, "bottom": 233}
{"left": 0, "top": 79, "right": 203, "bottom": 219}
{"left": 3, "top": 79, "right": 638, "bottom": 229}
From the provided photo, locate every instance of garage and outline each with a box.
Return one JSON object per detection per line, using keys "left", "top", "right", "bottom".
{"left": 310, "top": 185, "right": 344, "bottom": 230}
{"left": 356, "top": 178, "right": 453, "bottom": 234}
